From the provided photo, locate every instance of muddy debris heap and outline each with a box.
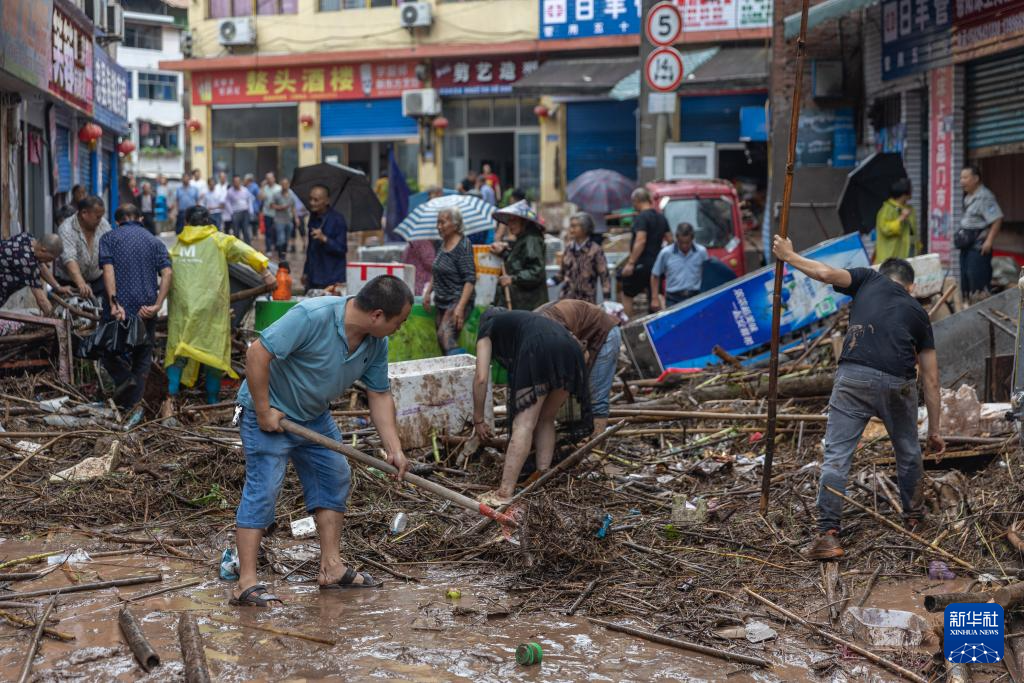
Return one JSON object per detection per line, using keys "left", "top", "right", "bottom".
{"left": 0, "top": 303, "right": 1022, "bottom": 682}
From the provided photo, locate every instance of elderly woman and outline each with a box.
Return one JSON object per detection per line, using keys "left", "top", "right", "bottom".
{"left": 554, "top": 212, "right": 610, "bottom": 303}
{"left": 489, "top": 200, "right": 548, "bottom": 310}
{"left": 472, "top": 308, "right": 592, "bottom": 505}
{"left": 422, "top": 207, "right": 476, "bottom": 355}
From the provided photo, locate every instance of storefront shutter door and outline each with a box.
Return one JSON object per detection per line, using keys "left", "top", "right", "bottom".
{"left": 680, "top": 94, "right": 768, "bottom": 144}
{"left": 966, "top": 50, "right": 1024, "bottom": 152}
{"left": 320, "top": 99, "right": 417, "bottom": 139}
{"left": 78, "top": 143, "right": 92, "bottom": 191}
{"left": 566, "top": 100, "right": 637, "bottom": 182}
{"left": 56, "top": 126, "right": 72, "bottom": 193}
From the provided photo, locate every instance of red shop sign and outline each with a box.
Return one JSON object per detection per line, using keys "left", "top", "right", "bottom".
{"left": 49, "top": 0, "right": 93, "bottom": 114}
{"left": 192, "top": 61, "right": 421, "bottom": 106}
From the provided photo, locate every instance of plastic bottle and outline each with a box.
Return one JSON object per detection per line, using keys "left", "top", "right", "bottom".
{"left": 390, "top": 512, "right": 409, "bottom": 535}
{"left": 273, "top": 262, "right": 293, "bottom": 301}
{"left": 515, "top": 642, "right": 543, "bottom": 666}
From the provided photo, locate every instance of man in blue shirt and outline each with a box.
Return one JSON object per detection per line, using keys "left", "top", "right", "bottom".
{"left": 230, "top": 275, "right": 412, "bottom": 606}
{"left": 100, "top": 204, "right": 173, "bottom": 416}
{"left": 173, "top": 176, "right": 200, "bottom": 234}
{"left": 302, "top": 184, "right": 349, "bottom": 291}
{"left": 650, "top": 222, "right": 709, "bottom": 311}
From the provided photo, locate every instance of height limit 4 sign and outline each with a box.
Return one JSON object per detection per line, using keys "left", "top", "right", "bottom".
{"left": 645, "top": 46, "right": 684, "bottom": 92}
{"left": 645, "top": 1, "right": 683, "bottom": 45}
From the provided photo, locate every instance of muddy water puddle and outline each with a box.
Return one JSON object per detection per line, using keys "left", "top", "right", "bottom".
{"left": 0, "top": 536, "right": 947, "bottom": 681}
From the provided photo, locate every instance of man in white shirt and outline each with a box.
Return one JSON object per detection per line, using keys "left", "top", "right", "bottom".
{"left": 649, "top": 222, "right": 708, "bottom": 311}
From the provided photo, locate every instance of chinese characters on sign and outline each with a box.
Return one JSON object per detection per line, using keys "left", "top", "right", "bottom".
{"left": 49, "top": 2, "right": 92, "bottom": 114}
{"left": 93, "top": 44, "right": 129, "bottom": 134}
{"left": 929, "top": 65, "right": 954, "bottom": 266}
{"left": 0, "top": 0, "right": 53, "bottom": 91}
{"left": 944, "top": 603, "right": 1003, "bottom": 664}
{"left": 540, "top": 0, "right": 642, "bottom": 39}
{"left": 881, "top": 0, "right": 951, "bottom": 81}
{"left": 953, "top": 0, "right": 1024, "bottom": 55}
{"left": 539, "top": 0, "right": 769, "bottom": 39}
{"left": 192, "top": 62, "right": 421, "bottom": 106}
{"left": 432, "top": 57, "right": 540, "bottom": 95}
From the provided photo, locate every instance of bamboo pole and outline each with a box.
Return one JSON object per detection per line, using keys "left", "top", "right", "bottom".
{"left": 0, "top": 608, "right": 74, "bottom": 641}
{"left": 743, "top": 588, "right": 927, "bottom": 683}
{"left": 4, "top": 574, "right": 163, "bottom": 599}
{"left": 760, "top": 0, "right": 813, "bottom": 517}
{"left": 15, "top": 596, "right": 56, "bottom": 683}
{"left": 588, "top": 618, "right": 768, "bottom": 667}
{"left": 824, "top": 485, "right": 978, "bottom": 572}
{"left": 178, "top": 613, "right": 212, "bottom": 683}
{"left": 119, "top": 608, "right": 160, "bottom": 672}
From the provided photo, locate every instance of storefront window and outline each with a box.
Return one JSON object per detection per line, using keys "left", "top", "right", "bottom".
{"left": 519, "top": 99, "right": 540, "bottom": 127}
{"left": 212, "top": 106, "right": 297, "bottom": 140}
{"left": 493, "top": 98, "right": 517, "bottom": 127}
{"left": 256, "top": 0, "right": 298, "bottom": 14}
{"left": 467, "top": 99, "right": 491, "bottom": 128}
{"left": 443, "top": 100, "right": 466, "bottom": 129}
{"left": 516, "top": 133, "right": 540, "bottom": 197}
{"left": 138, "top": 121, "right": 180, "bottom": 155}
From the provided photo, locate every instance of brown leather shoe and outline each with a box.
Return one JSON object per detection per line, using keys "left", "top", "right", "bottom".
{"left": 804, "top": 530, "right": 844, "bottom": 560}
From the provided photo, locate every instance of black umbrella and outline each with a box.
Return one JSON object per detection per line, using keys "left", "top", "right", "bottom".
{"left": 837, "top": 152, "right": 908, "bottom": 234}
{"left": 291, "top": 162, "right": 382, "bottom": 232}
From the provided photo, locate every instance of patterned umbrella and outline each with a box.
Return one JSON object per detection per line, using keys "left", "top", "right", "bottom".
{"left": 567, "top": 168, "right": 636, "bottom": 215}
{"left": 394, "top": 194, "right": 496, "bottom": 241}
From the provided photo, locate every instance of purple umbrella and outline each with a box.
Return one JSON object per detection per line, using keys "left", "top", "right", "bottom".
{"left": 567, "top": 169, "right": 636, "bottom": 215}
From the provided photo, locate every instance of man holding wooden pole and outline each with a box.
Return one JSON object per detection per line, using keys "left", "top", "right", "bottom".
{"left": 230, "top": 275, "right": 412, "bottom": 606}
{"left": 771, "top": 236, "right": 945, "bottom": 560}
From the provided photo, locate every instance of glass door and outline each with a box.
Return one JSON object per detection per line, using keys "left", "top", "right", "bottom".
{"left": 443, "top": 132, "right": 467, "bottom": 190}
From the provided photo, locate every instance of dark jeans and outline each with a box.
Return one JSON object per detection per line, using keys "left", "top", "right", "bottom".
{"left": 101, "top": 317, "right": 156, "bottom": 409}
{"left": 141, "top": 212, "right": 156, "bottom": 234}
{"left": 175, "top": 212, "right": 187, "bottom": 234}
{"left": 959, "top": 247, "right": 992, "bottom": 298}
{"left": 231, "top": 210, "right": 252, "bottom": 244}
{"left": 665, "top": 289, "right": 699, "bottom": 307}
{"left": 818, "top": 363, "right": 923, "bottom": 532}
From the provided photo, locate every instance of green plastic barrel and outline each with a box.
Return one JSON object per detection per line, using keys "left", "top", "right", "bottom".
{"left": 255, "top": 300, "right": 298, "bottom": 332}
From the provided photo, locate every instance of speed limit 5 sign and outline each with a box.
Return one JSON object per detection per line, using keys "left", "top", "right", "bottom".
{"left": 645, "top": 1, "right": 683, "bottom": 46}
{"left": 644, "top": 46, "right": 684, "bottom": 92}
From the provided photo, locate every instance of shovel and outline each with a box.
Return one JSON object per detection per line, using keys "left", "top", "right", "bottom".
{"left": 280, "top": 419, "right": 519, "bottom": 529}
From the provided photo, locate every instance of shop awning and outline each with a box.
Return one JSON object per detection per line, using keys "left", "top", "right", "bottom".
{"left": 512, "top": 57, "right": 639, "bottom": 97}
{"left": 784, "top": 0, "right": 879, "bottom": 39}
{"left": 608, "top": 47, "right": 765, "bottom": 100}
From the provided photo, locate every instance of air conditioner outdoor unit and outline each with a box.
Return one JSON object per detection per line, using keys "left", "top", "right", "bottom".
{"left": 402, "top": 88, "right": 441, "bottom": 117}
{"left": 400, "top": 2, "right": 432, "bottom": 29}
{"left": 218, "top": 17, "right": 256, "bottom": 47}
{"left": 106, "top": 1, "right": 124, "bottom": 40}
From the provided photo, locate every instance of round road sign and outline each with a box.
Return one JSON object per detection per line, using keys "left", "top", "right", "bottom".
{"left": 645, "top": 1, "right": 683, "bottom": 46}
{"left": 644, "top": 46, "right": 684, "bottom": 92}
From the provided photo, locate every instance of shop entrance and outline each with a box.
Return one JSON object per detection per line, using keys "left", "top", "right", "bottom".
{"left": 468, "top": 132, "right": 514, "bottom": 193}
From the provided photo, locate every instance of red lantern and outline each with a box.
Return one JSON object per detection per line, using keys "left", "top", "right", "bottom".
{"left": 299, "top": 113, "right": 315, "bottom": 129}
{"left": 432, "top": 115, "right": 449, "bottom": 131}
{"left": 117, "top": 140, "right": 136, "bottom": 156}
{"left": 533, "top": 104, "right": 550, "bottom": 119}
{"left": 77, "top": 122, "right": 102, "bottom": 149}
{"left": 187, "top": 118, "right": 202, "bottom": 133}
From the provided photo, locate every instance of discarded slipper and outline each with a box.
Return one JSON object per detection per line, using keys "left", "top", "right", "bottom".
{"left": 229, "top": 584, "right": 283, "bottom": 607}
{"left": 319, "top": 566, "right": 383, "bottom": 590}
{"left": 477, "top": 490, "right": 513, "bottom": 509}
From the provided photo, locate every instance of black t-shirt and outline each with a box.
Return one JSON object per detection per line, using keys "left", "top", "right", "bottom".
{"left": 631, "top": 209, "right": 670, "bottom": 265}
{"left": 834, "top": 268, "right": 934, "bottom": 379}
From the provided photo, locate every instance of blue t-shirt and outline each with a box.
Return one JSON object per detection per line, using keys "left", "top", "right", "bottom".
{"left": 236, "top": 296, "right": 390, "bottom": 421}
{"left": 175, "top": 185, "right": 199, "bottom": 212}
{"left": 98, "top": 222, "right": 171, "bottom": 318}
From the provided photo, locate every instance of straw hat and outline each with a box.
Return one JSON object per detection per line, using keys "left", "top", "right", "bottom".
{"left": 493, "top": 200, "right": 544, "bottom": 232}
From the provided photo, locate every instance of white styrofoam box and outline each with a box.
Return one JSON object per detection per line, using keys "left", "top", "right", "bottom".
{"left": 291, "top": 516, "right": 316, "bottom": 539}
{"left": 388, "top": 354, "right": 493, "bottom": 449}
{"left": 473, "top": 246, "right": 503, "bottom": 307}
{"left": 357, "top": 244, "right": 407, "bottom": 263}
{"left": 346, "top": 262, "right": 416, "bottom": 297}
{"left": 873, "top": 252, "right": 942, "bottom": 298}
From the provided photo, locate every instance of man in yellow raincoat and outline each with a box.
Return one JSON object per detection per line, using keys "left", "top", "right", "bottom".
{"left": 163, "top": 206, "right": 274, "bottom": 416}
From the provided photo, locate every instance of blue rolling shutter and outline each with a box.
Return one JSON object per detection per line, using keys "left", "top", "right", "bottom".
{"left": 77, "top": 142, "right": 92, "bottom": 190}
{"left": 56, "top": 126, "right": 72, "bottom": 193}
{"left": 967, "top": 50, "right": 1024, "bottom": 151}
{"left": 680, "top": 94, "right": 768, "bottom": 143}
{"left": 320, "top": 99, "right": 417, "bottom": 139}
{"left": 566, "top": 100, "right": 637, "bottom": 182}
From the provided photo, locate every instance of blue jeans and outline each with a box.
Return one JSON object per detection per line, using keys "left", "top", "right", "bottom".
{"left": 236, "top": 409, "right": 352, "bottom": 529}
{"left": 230, "top": 211, "right": 252, "bottom": 244}
{"left": 818, "top": 363, "right": 923, "bottom": 532}
{"left": 274, "top": 222, "right": 291, "bottom": 256}
{"left": 589, "top": 326, "right": 621, "bottom": 418}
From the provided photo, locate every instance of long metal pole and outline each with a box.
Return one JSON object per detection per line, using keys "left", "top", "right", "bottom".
{"left": 758, "top": 0, "right": 812, "bottom": 517}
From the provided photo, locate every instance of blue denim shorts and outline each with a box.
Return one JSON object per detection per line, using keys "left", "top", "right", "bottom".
{"left": 236, "top": 408, "right": 352, "bottom": 529}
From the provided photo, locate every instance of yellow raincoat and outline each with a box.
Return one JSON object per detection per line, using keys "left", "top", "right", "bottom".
{"left": 165, "top": 225, "right": 268, "bottom": 387}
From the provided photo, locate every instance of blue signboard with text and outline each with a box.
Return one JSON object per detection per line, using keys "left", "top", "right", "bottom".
{"left": 881, "top": 0, "right": 951, "bottom": 81}
{"left": 92, "top": 40, "right": 129, "bottom": 135}
{"left": 540, "top": 0, "right": 641, "bottom": 40}
{"left": 642, "top": 233, "right": 869, "bottom": 371}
